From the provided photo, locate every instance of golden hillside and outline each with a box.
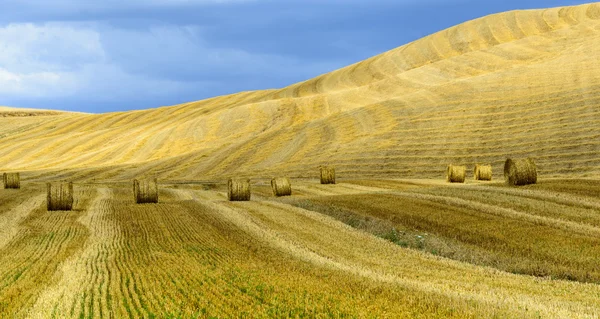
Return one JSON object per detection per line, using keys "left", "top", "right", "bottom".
{"left": 1, "top": 3, "right": 600, "bottom": 182}
{"left": 0, "top": 106, "right": 65, "bottom": 117}
{"left": 3, "top": 3, "right": 600, "bottom": 318}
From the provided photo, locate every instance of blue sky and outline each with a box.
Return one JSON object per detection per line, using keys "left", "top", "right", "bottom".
{"left": 0, "top": 0, "right": 591, "bottom": 113}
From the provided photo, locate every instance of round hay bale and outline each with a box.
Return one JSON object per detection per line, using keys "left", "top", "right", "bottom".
{"left": 446, "top": 165, "right": 466, "bottom": 183}
{"left": 504, "top": 158, "right": 537, "bottom": 186}
{"left": 47, "top": 182, "right": 74, "bottom": 211}
{"left": 3, "top": 172, "right": 20, "bottom": 189}
{"left": 133, "top": 178, "right": 159, "bottom": 204}
{"left": 320, "top": 167, "right": 336, "bottom": 184}
{"left": 271, "top": 177, "right": 292, "bottom": 197}
{"left": 228, "top": 178, "right": 251, "bottom": 201}
{"left": 474, "top": 164, "right": 492, "bottom": 181}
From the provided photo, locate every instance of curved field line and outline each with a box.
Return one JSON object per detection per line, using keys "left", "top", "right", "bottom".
{"left": 291, "top": 182, "right": 388, "bottom": 196}
{"left": 387, "top": 191, "right": 600, "bottom": 238}
{"left": 0, "top": 194, "right": 45, "bottom": 250}
{"left": 27, "top": 188, "right": 115, "bottom": 318}
{"left": 462, "top": 185, "right": 600, "bottom": 210}
{"left": 0, "top": 189, "right": 90, "bottom": 317}
{"left": 186, "top": 195, "right": 600, "bottom": 319}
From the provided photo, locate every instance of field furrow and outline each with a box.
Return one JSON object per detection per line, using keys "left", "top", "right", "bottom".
{"left": 2, "top": 2, "right": 600, "bottom": 317}
{"left": 205, "top": 196, "right": 600, "bottom": 318}
{"left": 26, "top": 187, "right": 112, "bottom": 318}
{"left": 287, "top": 184, "right": 600, "bottom": 283}
{"left": 0, "top": 188, "right": 91, "bottom": 317}
{"left": 0, "top": 193, "right": 45, "bottom": 250}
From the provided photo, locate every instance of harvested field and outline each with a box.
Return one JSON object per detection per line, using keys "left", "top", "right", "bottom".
{"left": 287, "top": 180, "right": 600, "bottom": 283}
{"left": 2, "top": 168, "right": 600, "bottom": 314}
{"left": 0, "top": 181, "right": 598, "bottom": 317}
{"left": 2, "top": 2, "right": 600, "bottom": 182}
{"left": 1, "top": 1, "right": 600, "bottom": 318}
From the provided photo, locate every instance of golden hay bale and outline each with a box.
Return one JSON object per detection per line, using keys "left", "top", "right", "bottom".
{"left": 446, "top": 165, "right": 466, "bottom": 183}
{"left": 474, "top": 164, "right": 492, "bottom": 181}
{"left": 46, "top": 182, "right": 74, "bottom": 211}
{"left": 133, "top": 178, "right": 159, "bottom": 204}
{"left": 228, "top": 178, "right": 251, "bottom": 201}
{"left": 320, "top": 166, "right": 336, "bottom": 184}
{"left": 504, "top": 158, "right": 537, "bottom": 186}
{"left": 2, "top": 172, "right": 20, "bottom": 189}
{"left": 271, "top": 177, "right": 292, "bottom": 197}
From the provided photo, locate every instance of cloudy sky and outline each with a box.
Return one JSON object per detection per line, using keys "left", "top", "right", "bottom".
{"left": 0, "top": 0, "right": 591, "bottom": 113}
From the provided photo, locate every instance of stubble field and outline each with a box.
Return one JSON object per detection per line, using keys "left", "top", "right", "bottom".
{"left": 1, "top": 178, "right": 600, "bottom": 318}
{"left": 2, "top": 2, "right": 600, "bottom": 318}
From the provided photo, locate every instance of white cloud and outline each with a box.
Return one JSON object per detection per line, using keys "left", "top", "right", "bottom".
{"left": 0, "top": 22, "right": 210, "bottom": 100}
{"left": 0, "top": 23, "right": 105, "bottom": 73}
{"left": 0, "top": 21, "right": 302, "bottom": 102}
{"left": 0, "top": 67, "right": 80, "bottom": 98}
{"left": 0, "top": 17, "right": 343, "bottom": 111}
{"left": 0, "top": 23, "right": 104, "bottom": 98}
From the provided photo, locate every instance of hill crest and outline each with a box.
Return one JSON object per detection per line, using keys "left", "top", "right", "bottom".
{"left": 1, "top": 2, "right": 600, "bottom": 181}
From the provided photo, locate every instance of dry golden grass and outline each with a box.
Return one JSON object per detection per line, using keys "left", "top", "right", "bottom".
{"left": 1, "top": 5, "right": 599, "bottom": 181}
{"left": 0, "top": 183, "right": 597, "bottom": 318}
{"left": 0, "top": 184, "right": 93, "bottom": 316}
{"left": 1, "top": 2, "right": 600, "bottom": 318}
{"left": 0, "top": 180, "right": 600, "bottom": 318}
{"left": 289, "top": 179, "right": 600, "bottom": 284}
{"left": 0, "top": 106, "right": 65, "bottom": 117}
{"left": 7, "top": 186, "right": 512, "bottom": 318}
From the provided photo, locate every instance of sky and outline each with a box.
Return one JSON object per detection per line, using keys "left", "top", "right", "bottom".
{"left": 0, "top": 0, "right": 592, "bottom": 113}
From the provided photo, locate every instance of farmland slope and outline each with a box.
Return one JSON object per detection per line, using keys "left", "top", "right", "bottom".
{"left": 2, "top": 3, "right": 600, "bottom": 318}
{"left": 1, "top": 3, "right": 600, "bottom": 181}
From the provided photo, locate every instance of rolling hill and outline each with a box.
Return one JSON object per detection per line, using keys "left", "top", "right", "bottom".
{"left": 2, "top": 3, "right": 600, "bottom": 318}
{"left": 2, "top": 3, "right": 600, "bottom": 182}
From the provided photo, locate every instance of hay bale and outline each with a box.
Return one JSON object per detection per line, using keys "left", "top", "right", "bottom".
{"left": 2, "top": 172, "right": 20, "bottom": 189}
{"left": 446, "top": 165, "right": 466, "bottom": 183}
{"left": 474, "top": 164, "right": 492, "bottom": 181}
{"left": 228, "top": 178, "right": 251, "bottom": 201}
{"left": 133, "top": 178, "right": 159, "bottom": 204}
{"left": 271, "top": 177, "right": 292, "bottom": 197}
{"left": 320, "top": 167, "right": 336, "bottom": 184}
{"left": 47, "top": 182, "right": 74, "bottom": 211}
{"left": 504, "top": 158, "right": 537, "bottom": 186}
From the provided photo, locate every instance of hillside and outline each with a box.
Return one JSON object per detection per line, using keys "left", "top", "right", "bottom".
{"left": 2, "top": 3, "right": 600, "bottom": 181}
{"left": 2, "top": 3, "right": 600, "bottom": 318}
{"left": 0, "top": 106, "right": 66, "bottom": 117}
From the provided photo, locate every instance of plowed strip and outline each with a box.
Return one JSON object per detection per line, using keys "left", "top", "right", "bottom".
{"left": 0, "top": 194, "right": 45, "bottom": 250}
